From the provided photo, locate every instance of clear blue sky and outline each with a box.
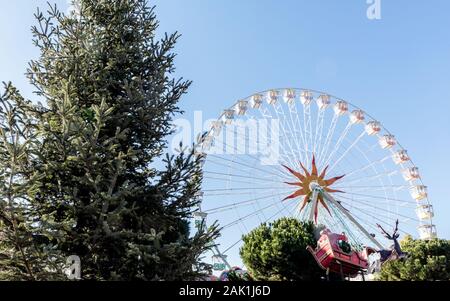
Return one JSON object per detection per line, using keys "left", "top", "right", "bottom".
{"left": 0, "top": 0, "right": 449, "bottom": 239}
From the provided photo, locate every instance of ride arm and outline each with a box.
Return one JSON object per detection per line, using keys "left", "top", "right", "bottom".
{"left": 321, "top": 190, "right": 384, "bottom": 250}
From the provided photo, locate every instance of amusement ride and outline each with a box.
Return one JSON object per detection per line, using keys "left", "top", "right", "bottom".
{"left": 192, "top": 88, "right": 436, "bottom": 280}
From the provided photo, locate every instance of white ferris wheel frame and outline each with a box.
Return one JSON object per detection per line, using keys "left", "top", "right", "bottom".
{"left": 193, "top": 88, "right": 436, "bottom": 271}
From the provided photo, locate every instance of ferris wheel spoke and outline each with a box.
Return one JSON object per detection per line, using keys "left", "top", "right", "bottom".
{"left": 342, "top": 207, "right": 421, "bottom": 231}
{"left": 302, "top": 104, "right": 311, "bottom": 162}
{"left": 277, "top": 102, "right": 304, "bottom": 164}
{"left": 208, "top": 121, "right": 275, "bottom": 166}
{"left": 206, "top": 158, "right": 273, "bottom": 178}
{"left": 208, "top": 202, "right": 269, "bottom": 216}
{"left": 305, "top": 104, "right": 314, "bottom": 158}
{"left": 328, "top": 130, "right": 367, "bottom": 174}
{"left": 203, "top": 187, "right": 291, "bottom": 192}
{"left": 339, "top": 188, "right": 409, "bottom": 195}
{"left": 336, "top": 194, "right": 416, "bottom": 208}
{"left": 309, "top": 106, "right": 315, "bottom": 156}
{"left": 221, "top": 202, "right": 294, "bottom": 255}
{"left": 314, "top": 108, "right": 328, "bottom": 160}
{"left": 350, "top": 214, "right": 393, "bottom": 245}
{"left": 337, "top": 192, "right": 417, "bottom": 205}
{"left": 205, "top": 192, "right": 287, "bottom": 214}
{"left": 334, "top": 185, "right": 409, "bottom": 194}
{"left": 207, "top": 155, "right": 288, "bottom": 179}
{"left": 317, "top": 113, "right": 338, "bottom": 169}
{"left": 221, "top": 238, "right": 244, "bottom": 255}
{"left": 291, "top": 103, "right": 310, "bottom": 163}
{"left": 212, "top": 126, "right": 287, "bottom": 173}
{"left": 340, "top": 209, "right": 396, "bottom": 247}
{"left": 353, "top": 215, "right": 382, "bottom": 236}
{"left": 221, "top": 200, "right": 284, "bottom": 229}
{"left": 204, "top": 175, "right": 277, "bottom": 186}
{"left": 331, "top": 140, "right": 389, "bottom": 189}
{"left": 204, "top": 190, "right": 287, "bottom": 197}
{"left": 341, "top": 147, "right": 397, "bottom": 198}
{"left": 287, "top": 102, "right": 309, "bottom": 163}
{"left": 337, "top": 170, "right": 399, "bottom": 186}
{"left": 326, "top": 203, "right": 365, "bottom": 247}
{"left": 284, "top": 102, "right": 308, "bottom": 164}
{"left": 253, "top": 203, "right": 267, "bottom": 224}
{"left": 331, "top": 209, "right": 383, "bottom": 247}
{"left": 322, "top": 193, "right": 381, "bottom": 248}
{"left": 271, "top": 103, "right": 303, "bottom": 168}
{"left": 220, "top": 115, "right": 296, "bottom": 172}
{"left": 344, "top": 204, "right": 413, "bottom": 237}
{"left": 258, "top": 105, "right": 296, "bottom": 167}
{"left": 313, "top": 108, "right": 325, "bottom": 156}
{"left": 286, "top": 104, "right": 307, "bottom": 164}
{"left": 321, "top": 122, "right": 353, "bottom": 169}
{"left": 203, "top": 168, "right": 286, "bottom": 183}
{"left": 204, "top": 191, "right": 281, "bottom": 197}
{"left": 335, "top": 185, "right": 408, "bottom": 189}
{"left": 338, "top": 197, "right": 421, "bottom": 223}
{"left": 233, "top": 209, "right": 249, "bottom": 235}
{"left": 344, "top": 154, "right": 392, "bottom": 178}
{"left": 327, "top": 214, "right": 350, "bottom": 234}
{"left": 203, "top": 174, "right": 290, "bottom": 187}
{"left": 347, "top": 202, "right": 409, "bottom": 227}
{"left": 210, "top": 138, "right": 298, "bottom": 178}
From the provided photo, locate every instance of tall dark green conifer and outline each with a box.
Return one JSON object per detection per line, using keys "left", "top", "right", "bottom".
{"left": 0, "top": 83, "right": 67, "bottom": 280}
{"left": 0, "top": 0, "right": 218, "bottom": 280}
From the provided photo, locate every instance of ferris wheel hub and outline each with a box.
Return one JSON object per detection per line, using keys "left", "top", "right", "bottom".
{"left": 309, "top": 181, "right": 322, "bottom": 191}
{"left": 282, "top": 155, "right": 346, "bottom": 223}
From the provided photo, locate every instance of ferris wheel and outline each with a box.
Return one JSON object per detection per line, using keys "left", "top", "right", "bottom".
{"left": 193, "top": 88, "right": 436, "bottom": 271}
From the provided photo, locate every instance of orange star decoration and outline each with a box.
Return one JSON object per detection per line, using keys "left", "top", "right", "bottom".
{"left": 283, "top": 155, "right": 345, "bottom": 223}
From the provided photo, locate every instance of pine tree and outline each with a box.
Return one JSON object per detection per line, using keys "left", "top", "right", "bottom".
{"left": 0, "top": 83, "right": 67, "bottom": 280}
{"left": 0, "top": 0, "right": 218, "bottom": 280}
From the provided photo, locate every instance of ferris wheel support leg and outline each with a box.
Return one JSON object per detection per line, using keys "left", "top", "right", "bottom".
{"left": 213, "top": 245, "right": 232, "bottom": 270}
{"left": 308, "top": 189, "right": 320, "bottom": 223}
{"left": 321, "top": 190, "right": 384, "bottom": 250}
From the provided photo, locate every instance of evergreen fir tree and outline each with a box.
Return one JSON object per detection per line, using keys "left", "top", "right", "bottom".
{"left": 0, "top": 0, "right": 218, "bottom": 280}
{"left": 0, "top": 83, "right": 67, "bottom": 280}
